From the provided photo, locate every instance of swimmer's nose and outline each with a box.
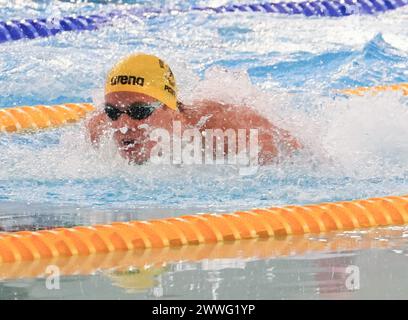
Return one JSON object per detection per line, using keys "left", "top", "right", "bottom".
{"left": 118, "top": 127, "right": 129, "bottom": 134}
{"left": 115, "top": 122, "right": 150, "bottom": 134}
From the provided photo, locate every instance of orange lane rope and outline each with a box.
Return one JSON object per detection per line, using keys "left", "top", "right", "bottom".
{"left": 341, "top": 83, "right": 408, "bottom": 96}
{"left": 0, "top": 103, "right": 95, "bottom": 133}
{"left": 0, "top": 227, "right": 401, "bottom": 280}
{"left": 1, "top": 194, "right": 408, "bottom": 264}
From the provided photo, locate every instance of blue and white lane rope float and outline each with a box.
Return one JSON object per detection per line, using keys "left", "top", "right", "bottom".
{"left": 1, "top": 0, "right": 407, "bottom": 44}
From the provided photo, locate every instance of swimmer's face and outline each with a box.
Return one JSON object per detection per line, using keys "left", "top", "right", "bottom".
{"left": 105, "top": 92, "right": 177, "bottom": 164}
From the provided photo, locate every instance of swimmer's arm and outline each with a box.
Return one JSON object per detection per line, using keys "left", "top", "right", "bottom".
{"left": 272, "top": 126, "right": 302, "bottom": 152}
{"left": 227, "top": 102, "right": 302, "bottom": 153}
{"left": 86, "top": 111, "right": 108, "bottom": 146}
{"left": 257, "top": 129, "right": 301, "bottom": 165}
{"left": 256, "top": 121, "right": 302, "bottom": 165}
{"left": 187, "top": 99, "right": 302, "bottom": 160}
{"left": 231, "top": 104, "right": 302, "bottom": 163}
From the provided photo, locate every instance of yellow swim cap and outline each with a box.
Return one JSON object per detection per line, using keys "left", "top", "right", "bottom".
{"left": 105, "top": 53, "right": 178, "bottom": 110}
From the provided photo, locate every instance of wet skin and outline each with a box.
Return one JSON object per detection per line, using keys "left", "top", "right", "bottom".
{"left": 87, "top": 92, "right": 301, "bottom": 165}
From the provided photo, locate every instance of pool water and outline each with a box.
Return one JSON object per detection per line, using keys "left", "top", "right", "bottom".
{"left": 1, "top": 0, "right": 408, "bottom": 299}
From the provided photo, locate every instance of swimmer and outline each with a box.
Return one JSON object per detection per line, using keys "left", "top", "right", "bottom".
{"left": 87, "top": 53, "right": 301, "bottom": 165}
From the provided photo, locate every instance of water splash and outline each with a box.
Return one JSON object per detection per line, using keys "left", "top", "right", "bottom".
{"left": 0, "top": 3, "right": 408, "bottom": 211}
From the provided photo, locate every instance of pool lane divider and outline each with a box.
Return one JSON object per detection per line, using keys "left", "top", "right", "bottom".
{"left": 341, "top": 82, "right": 408, "bottom": 96}
{"left": 1, "top": 0, "right": 408, "bottom": 44}
{"left": 1, "top": 194, "right": 408, "bottom": 264}
{"left": 0, "top": 103, "right": 95, "bottom": 133}
{"left": 0, "top": 228, "right": 400, "bottom": 280}
{"left": 0, "top": 82, "right": 406, "bottom": 134}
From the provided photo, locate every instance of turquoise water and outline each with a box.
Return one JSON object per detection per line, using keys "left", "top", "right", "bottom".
{"left": 0, "top": 0, "right": 408, "bottom": 299}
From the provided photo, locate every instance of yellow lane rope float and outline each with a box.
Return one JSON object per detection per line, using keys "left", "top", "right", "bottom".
{"left": 341, "top": 83, "right": 408, "bottom": 96}
{"left": 0, "top": 83, "right": 407, "bottom": 134}
{"left": 0, "top": 227, "right": 402, "bottom": 280}
{"left": 1, "top": 194, "right": 408, "bottom": 264}
{"left": 0, "top": 103, "right": 95, "bottom": 133}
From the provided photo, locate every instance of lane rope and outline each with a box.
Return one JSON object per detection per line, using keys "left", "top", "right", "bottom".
{"left": 1, "top": 194, "right": 408, "bottom": 264}
{"left": 0, "top": 103, "right": 95, "bottom": 133}
{"left": 340, "top": 82, "right": 408, "bottom": 96}
{"left": 0, "top": 227, "right": 401, "bottom": 280}
{"left": 1, "top": 0, "right": 407, "bottom": 44}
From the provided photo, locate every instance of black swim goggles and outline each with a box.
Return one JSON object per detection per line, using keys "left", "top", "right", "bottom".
{"left": 104, "top": 101, "right": 162, "bottom": 121}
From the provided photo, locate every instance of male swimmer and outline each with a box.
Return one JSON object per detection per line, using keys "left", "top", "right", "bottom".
{"left": 87, "top": 53, "right": 301, "bottom": 165}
